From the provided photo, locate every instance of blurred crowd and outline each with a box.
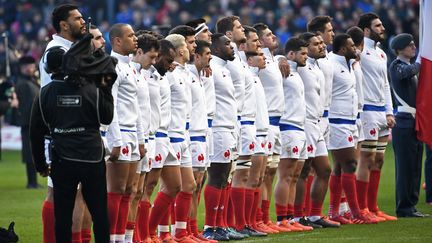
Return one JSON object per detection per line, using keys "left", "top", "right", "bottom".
{"left": 0, "top": 0, "right": 420, "bottom": 81}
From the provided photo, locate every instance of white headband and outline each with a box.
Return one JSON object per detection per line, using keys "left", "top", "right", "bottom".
{"left": 195, "top": 23, "right": 208, "bottom": 37}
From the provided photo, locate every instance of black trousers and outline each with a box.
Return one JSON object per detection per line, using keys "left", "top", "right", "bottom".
{"left": 50, "top": 157, "right": 109, "bottom": 243}
{"left": 425, "top": 146, "right": 432, "bottom": 203}
{"left": 21, "top": 126, "right": 37, "bottom": 187}
{"left": 392, "top": 117, "right": 423, "bottom": 215}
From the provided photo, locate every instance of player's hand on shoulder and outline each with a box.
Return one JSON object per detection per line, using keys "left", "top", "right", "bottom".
{"left": 278, "top": 58, "right": 290, "bottom": 78}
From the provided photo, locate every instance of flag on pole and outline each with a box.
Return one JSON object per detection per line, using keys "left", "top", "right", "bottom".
{"left": 416, "top": 0, "right": 432, "bottom": 146}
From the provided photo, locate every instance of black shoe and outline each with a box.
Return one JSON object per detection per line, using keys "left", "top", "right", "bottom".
{"left": 309, "top": 217, "right": 340, "bottom": 228}
{"left": 203, "top": 227, "right": 229, "bottom": 241}
{"left": 299, "top": 217, "right": 323, "bottom": 229}
{"left": 225, "top": 227, "right": 246, "bottom": 240}
{"left": 397, "top": 211, "right": 429, "bottom": 218}
{"left": 238, "top": 226, "right": 267, "bottom": 237}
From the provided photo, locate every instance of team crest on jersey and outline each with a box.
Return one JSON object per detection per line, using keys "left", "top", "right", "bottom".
{"left": 176, "top": 152, "right": 181, "bottom": 160}
{"left": 155, "top": 154, "right": 162, "bottom": 163}
{"left": 261, "top": 142, "right": 265, "bottom": 148}
{"left": 348, "top": 135, "right": 353, "bottom": 142}
{"left": 224, "top": 150, "right": 231, "bottom": 158}
{"left": 122, "top": 146, "right": 129, "bottom": 155}
{"left": 370, "top": 128, "right": 377, "bottom": 136}
{"left": 249, "top": 143, "right": 255, "bottom": 150}
{"left": 307, "top": 145, "right": 314, "bottom": 153}
{"left": 198, "top": 154, "right": 205, "bottom": 162}
{"left": 268, "top": 142, "right": 272, "bottom": 150}
{"left": 292, "top": 146, "right": 299, "bottom": 154}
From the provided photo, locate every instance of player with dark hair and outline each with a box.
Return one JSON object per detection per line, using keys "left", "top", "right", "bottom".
{"left": 328, "top": 34, "right": 378, "bottom": 224}
{"left": 202, "top": 33, "right": 236, "bottom": 241}
{"left": 186, "top": 18, "right": 212, "bottom": 43}
{"left": 273, "top": 37, "right": 313, "bottom": 231}
{"left": 356, "top": 12, "right": 397, "bottom": 221}
{"left": 38, "top": 4, "right": 86, "bottom": 242}
{"left": 296, "top": 32, "right": 339, "bottom": 228}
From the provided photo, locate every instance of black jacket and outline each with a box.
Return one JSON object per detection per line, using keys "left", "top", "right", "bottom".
{"left": 30, "top": 79, "right": 113, "bottom": 171}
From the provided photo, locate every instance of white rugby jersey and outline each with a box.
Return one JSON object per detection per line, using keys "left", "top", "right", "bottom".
{"left": 329, "top": 54, "right": 358, "bottom": 120}
{"left": 201, "top": 70, "right": 216, "bottom": 121}
{"left": 226, "top": 43, "right": 246, "bottom": 115}
{"left": 187, "top": 64, "right": 208, "bottom": 137}
{"left": 280, "top": 60, "right": 306, "bottom": 130}
{"left": 146, "top": 67, "right": 161, "bottom": 135}
{"left": 108, "top": 51, "right": 144, "bottom": 147}
{"left": 210, "top": 55, "right": 237, "bottom": 130}
{"left": 39, "top": 34, "right": 73, "bottom": 87}
{"left": 155, "top": 70, "right": 171, "bottom": 135}
{"left": 360, "top": 37, "right": 393, "bottom": 115}
{"left": 258, "top": 48, "right": 284, "bottom": 117}
{"left": 167, "top": 63, "right": 191, "bottom": 139}
{"left": 298, "top": 57, "right": 325, "bottom": 122}
{"left": 239, "top": 51, "right": 256, "bottom": 122}
{"left": 317, "top": 51, "right": 334, "bottom": 113}
{"left": 251, "top": 67, "right": 269, "bottom": 135}
{"left": 352, "top": 60, "right": 364, "bottom": 112}
{"left": 132, "top": 62, "right": 151, "bottom": 138}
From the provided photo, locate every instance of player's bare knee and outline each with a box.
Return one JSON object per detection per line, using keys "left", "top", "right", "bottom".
{"left": 342, "top": 159, "right": 357, "bottom": 174}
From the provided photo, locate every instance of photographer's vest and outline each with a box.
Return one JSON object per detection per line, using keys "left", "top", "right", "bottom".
{"left": 39, "top": 79, "right": 104, "bottom": 163}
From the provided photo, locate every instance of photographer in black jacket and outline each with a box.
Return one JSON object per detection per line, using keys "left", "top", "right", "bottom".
{"left": 30, "top": 33, "right": 117, "bottom": 243}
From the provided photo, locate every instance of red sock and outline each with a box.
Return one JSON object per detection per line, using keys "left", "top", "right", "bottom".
{"left": 42, "top": 200, "right": 55, "bottom": 243}
{"left": 310, "top": 200, "right": 323, "bottom": 217}
{"left": 356, "top": 179, "right": 369, "bottom": 210}
{"left": 72, "top": 231, "right": 81, "bottom": 243}
{"left": 134, "top": 204, "right": 142, "bottom": 243}
{"left": 275, "top": 204, "right": 287, "bottom": 222}
{"left": 149, "top": 192, "right": 175, "bottom": 236}
{"left": 189, "top": 218, "right": 199, "bottom": 235}
{"left": 115, "top": 194, "right": 131, "bottom": 236}
{"left": 81, "top": 229, "right": 91, "bottom": 243}
{"left": 329, "top": 174, "right": 342, "bottom": 217}
{"left": 215, "top": 186, "right": 226, "bottom": 227}
{"left": 294, "top": 204, "right": 304, "bottom": 218}
{"left": 204, "top": 185, "right": 222, "bottom": 227}
{"left": 287, "top": 204, "right": 294, "bottom": 218}
{"left": 138, "top": 201, "right": 151, "bottom": 240}
{"left": 107, "top": 192, "right": 122, "bottom": 235}
{"left": 251, "top": 188, "right": 260, "bottom": 226}
{"left": 159, "top": 206, "right": 171, "bottom": 239}
{"left": 341, "top": 173, "right": 361, "bottom": 216}
{"left": 304, "top": 175, "right": 314, "bottom": 215}
{"left": 174, "top": 192, "right": 193, "bottom": 238}
{"left": 227, "top": 190, "right": 236, "bottom": 228}
{"left": 244, "top": 188, "right": 255, "bottom": 225}
{"left": 261, "top": 200, "right": 270, "bottom": 223}
{"left": 231, "top": 187, "right": 246, "bottom": 230}
{"left": 368, "top": 170, "right": 381, "bottom": 212}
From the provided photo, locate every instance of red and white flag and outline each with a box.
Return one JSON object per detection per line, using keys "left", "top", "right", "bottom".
{"left": 416, "top": 0, "right": 432, "bottom": 146}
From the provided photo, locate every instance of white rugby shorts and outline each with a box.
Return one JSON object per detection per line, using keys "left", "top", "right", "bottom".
{"left": 171, "top": 138, "right": 192, "bottom": 168}
{"left": 305, "top": 121, "right": 328, "bottom": 158}
{"left": 328, "top": 121, "right": 358, "bottom": 150}
{"left": 189, "top": 136, "right": 207, "bottom": 168}
{"left": 239, "top": 123, "right": 257, "bottom": 156}
{"left": 210, "top": 130, "right": 236, "bottom": 163}
{"left": 280, "top": 129, "right": 307, "bottom": 160}
{"left": 152, "top": 135, "right": 179, "bottom": 169}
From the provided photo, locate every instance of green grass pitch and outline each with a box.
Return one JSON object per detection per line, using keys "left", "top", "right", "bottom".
{"left": 1, "top": 146, "right": 432, "bottom": 242}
